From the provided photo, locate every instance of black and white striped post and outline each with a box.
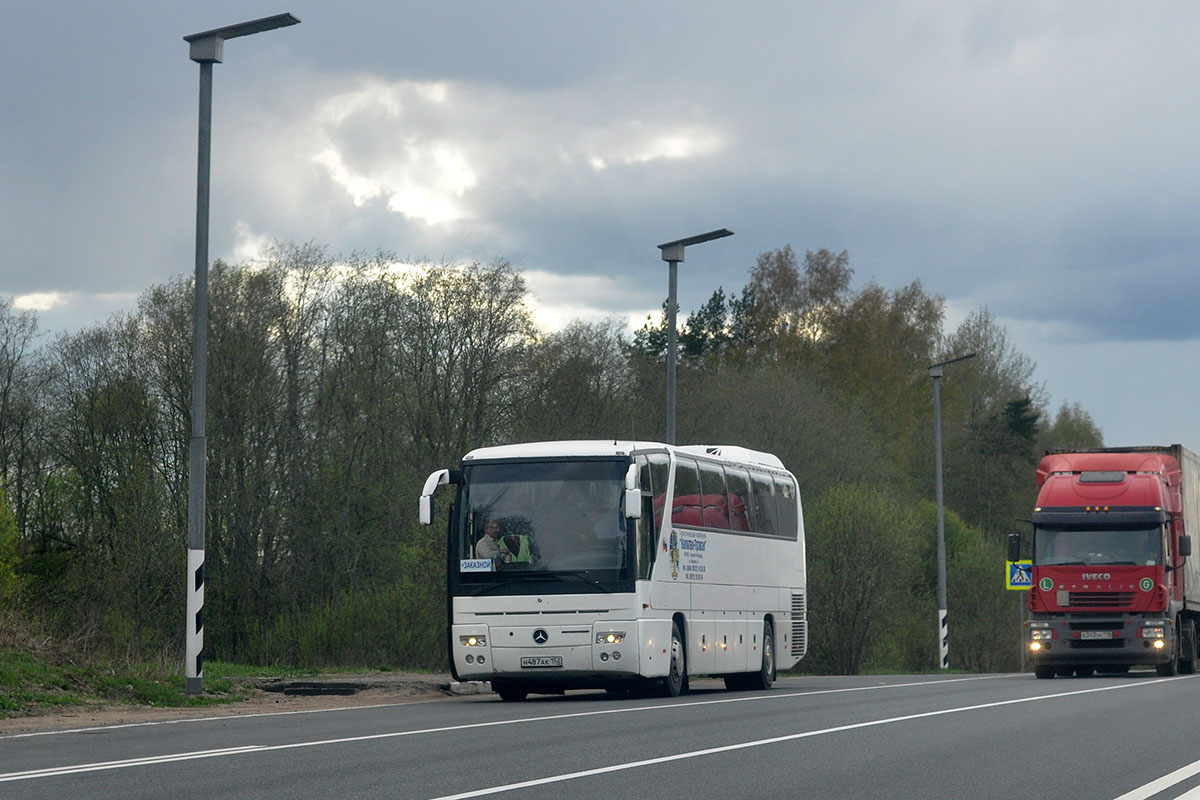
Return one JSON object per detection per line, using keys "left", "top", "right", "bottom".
{"left": 929, "top": 352, "right": 975, "bottom": 670}
{"left": 183, "top": 13, "right": 299, "bottom": 695}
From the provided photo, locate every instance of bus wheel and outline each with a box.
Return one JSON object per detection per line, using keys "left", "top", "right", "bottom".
{"left": 1075, "top": 666, "right": 1094, "bottom": 677}
{"left": 494, "top": 681, "right": 528, "bottom": 702}
{"left": 1034, "top": 665, "right": 1055, "bottom": 679}
{"left": 748, "top": 622, "right": 775, "bottom": 691}
{"left": 662, "top": 621, "right": 687, "bottom": 698}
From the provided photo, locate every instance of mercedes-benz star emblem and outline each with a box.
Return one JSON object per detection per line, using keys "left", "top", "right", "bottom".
{"left": 533, "top": 629, "right": 549, "bottom": 644}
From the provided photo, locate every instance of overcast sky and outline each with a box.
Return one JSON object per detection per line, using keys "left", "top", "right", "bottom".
{"left": 4, "top": 1, "right": 1200, "bottom": 447}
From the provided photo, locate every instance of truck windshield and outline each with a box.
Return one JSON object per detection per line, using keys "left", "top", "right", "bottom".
{"left": 1034, "top": 527, "right": 1162, "bottom": 566}
{"left": 455, "top": 459, "right": 629, "bottom": 576}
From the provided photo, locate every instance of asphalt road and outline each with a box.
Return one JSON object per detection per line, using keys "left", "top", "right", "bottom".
{"left": 5, "top": 671, "right": 1200, "bottom": 800}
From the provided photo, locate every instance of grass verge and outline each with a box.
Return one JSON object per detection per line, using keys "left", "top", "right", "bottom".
{"left": 0, "top": 650, "right": 320, "bottom": 718}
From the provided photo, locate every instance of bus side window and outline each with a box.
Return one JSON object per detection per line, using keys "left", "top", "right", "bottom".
{"left": 698, "top": 460, "right": 730, "bottom": 529}
{"left": 750, "top": 471, "right": 777, "bottom": 535}
{"left": 639, "top": 453, "right": 670, "bottom": 535}
{"left": 672, "top": 457, "right": 702, "bottom": 526}
{"left": 724, "top": 467, "right": 753, "bottom": 532}
{"left": 774, "top": 475, "right": 799, "bottom": 540}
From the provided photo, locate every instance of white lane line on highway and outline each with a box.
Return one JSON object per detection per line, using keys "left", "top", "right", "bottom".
{"left": 425, "top": 676, "right": 1194, "bottom": 800}
{"left": 0, "top": 745, "right": 265, "bottom": 783}
{"left": 0, "top": 673, "right": 1006, "bottom": 740}
{"left": 0, "top": 673, "right": 1136, "bottom": 785}
{"left": 1112, "top": 757, "right": 1200, "bottom": 800}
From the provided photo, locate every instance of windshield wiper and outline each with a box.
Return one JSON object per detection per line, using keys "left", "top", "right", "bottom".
{"left": 466, "top": 575, "right": 560, "bottom": 596}
{"left": 551, "top": 571, "right": 614, "bottom": 593}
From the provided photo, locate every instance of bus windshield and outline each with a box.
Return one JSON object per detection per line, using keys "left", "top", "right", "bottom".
{"left": 1034, "top": 527, "right": 1162, "bottom": 567}
{"left": 455, "top": 459, "right": 629, "bottom": 575}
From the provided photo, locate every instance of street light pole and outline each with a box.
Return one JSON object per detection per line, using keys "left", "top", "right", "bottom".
{"left": 182, "top": 12, "right": 299, "bottom": 696}
{"left": 929, "top": 351, "right": 975, "bottom": 670}
{"left": 657, "top": 228, "right": 733, "bottom": 445}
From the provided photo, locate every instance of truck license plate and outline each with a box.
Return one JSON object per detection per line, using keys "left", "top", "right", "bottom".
{"left": 520, "top": 656, "right": 563, "bottom": 668}
{"left": 1079, "top": 631, "right": 1113, "bottom": 640}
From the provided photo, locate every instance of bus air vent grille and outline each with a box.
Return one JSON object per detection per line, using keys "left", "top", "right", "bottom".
{"left": 791, "top": 592, "right": 807, "bottom": 657}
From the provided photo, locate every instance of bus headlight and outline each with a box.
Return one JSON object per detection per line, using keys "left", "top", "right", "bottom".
{"left": 460, "top": 635, "right": 487, "bottom": 647}
{"left": 596, "top": 632, "right": 626, "bottom": 645}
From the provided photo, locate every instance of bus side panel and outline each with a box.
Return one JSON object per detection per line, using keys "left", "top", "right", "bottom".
{"left": 638, "top": 618, "right": 672, "bottom": 678}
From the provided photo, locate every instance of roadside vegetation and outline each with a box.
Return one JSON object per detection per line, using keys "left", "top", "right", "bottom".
{"left": 0, "top": 241, "right": 1104, "bottom": 696}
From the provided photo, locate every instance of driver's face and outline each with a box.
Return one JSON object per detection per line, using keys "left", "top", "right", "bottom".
{"left": 485, "top": 522, "right": 499, "bottom": 538}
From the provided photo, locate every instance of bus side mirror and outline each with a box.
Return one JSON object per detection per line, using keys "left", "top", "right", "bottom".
{"left": 419, "top": 469, "right": 452, "bottom": 525}
{"left": 624, "top": 463, "right": 642, "bottom": 520}
{"left": 1180, "top": 534, "right": 1192, "bottom": 558}
{"left": 1007, "top": 533, "right": 1022, "bottom": 563}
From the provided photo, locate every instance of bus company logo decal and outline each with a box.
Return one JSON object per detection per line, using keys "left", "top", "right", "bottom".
{"left": 533, "top": 629, "right": 549, "bottom": 644}
{"left": 1081, "top": 573, "right": 1111, "bottom": 580}
{"left": 1038, "top": 577, "right": 1053, "bottom": 591}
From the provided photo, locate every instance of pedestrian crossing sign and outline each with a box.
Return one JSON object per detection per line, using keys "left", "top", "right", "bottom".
{"left": 1006, "top": 559, "right": 1032, "bottom": 590}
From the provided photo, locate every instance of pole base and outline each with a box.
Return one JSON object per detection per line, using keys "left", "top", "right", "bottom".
{"left": 185, "top": 677, "right": 203, "bottom": 696}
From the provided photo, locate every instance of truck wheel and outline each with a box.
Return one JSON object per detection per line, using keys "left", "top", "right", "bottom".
{"left": 1157, "top": 655, "right": 1179, "bottom": 677}
{"left": 1034, "top": 665, "right": 1055, "bottom": 679}
{"left": 661, "top": 620, "right": 687, "bottom": 697}
{"left": 1075, "top": 666, "right": 1094, "bottom": 678}
{"left": 1180, "top": 620, "right": 1197, "bottom": 675}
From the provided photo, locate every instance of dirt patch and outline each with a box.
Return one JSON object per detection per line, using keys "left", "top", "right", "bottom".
{"left": 0, "top": 673, "right": 491, "bottom": 736}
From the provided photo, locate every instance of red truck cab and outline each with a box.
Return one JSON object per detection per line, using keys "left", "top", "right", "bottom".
{"left": 1015, "top": 450, "right": 1195, "bottom": 678}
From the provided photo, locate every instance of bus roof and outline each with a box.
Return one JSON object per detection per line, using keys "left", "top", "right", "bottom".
{"left": 461, "top": 440, "right": 786, "bottom": 470}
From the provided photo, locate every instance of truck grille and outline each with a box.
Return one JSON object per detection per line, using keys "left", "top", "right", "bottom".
{"left": 1068, "top": 592, "right": 1134, "bottom": 608}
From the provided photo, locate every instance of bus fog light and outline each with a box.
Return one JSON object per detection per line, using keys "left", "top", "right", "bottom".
{"left": 612, "top": 650, "right": 621, "bottom": 660}
{"left": 478, "top": 656, "right": 485, "bottom": 664}
{"left": 600, "top": 652, "right": 609, "bottom": 662}
{"left": 466, "top": 655, "right": 474, "bottom": 664}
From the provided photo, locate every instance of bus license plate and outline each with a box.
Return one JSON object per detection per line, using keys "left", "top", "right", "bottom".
{"left": 520, "top": 656, "right": 563, "bottom": 668}
{"left": 1079, "top": 631, "right": 1113, "bottom": 640}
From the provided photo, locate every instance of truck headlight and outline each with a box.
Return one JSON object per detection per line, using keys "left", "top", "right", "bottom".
{"left": 1030, "top": 629, "right": 1055, "bottom": 641}
{"left": 1140, "top": 627, "right": 1165, "bottom": 639}
{"left": 460, "top": 635, "right": 487, "bottom": 647}
{"left": 596, "top": 631, "right": 626, "bottom": 645}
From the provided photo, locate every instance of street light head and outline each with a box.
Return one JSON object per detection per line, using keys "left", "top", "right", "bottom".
{"left": 657, "top": 228, "right": 734, "bottom": 262}
{"left": 185, "top": 13, "right": 301, "bottom": 63}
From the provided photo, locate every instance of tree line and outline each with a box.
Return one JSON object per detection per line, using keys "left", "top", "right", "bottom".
{"left": 0, "top": 242, "right": 1102, "bottom": 673}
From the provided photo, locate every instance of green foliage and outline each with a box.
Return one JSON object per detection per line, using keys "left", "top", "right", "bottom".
{"left": 804, "top": 484, "right": 922, "bottom": 675}
{"left": 0, "top": 238, "right": 1099, "bottom": 678}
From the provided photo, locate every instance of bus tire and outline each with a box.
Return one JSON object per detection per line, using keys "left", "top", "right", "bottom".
{"left": 1034, "top": 665, "right": 1055, "bottom": 679}
{"left": 748, "top": 621, "right": 776, "bottom": 691}
{"left": 494, "top": 681, "right": 528, "bottom": 702}
{"left": 662, "top": 621, "right": 687, "bottom": 698}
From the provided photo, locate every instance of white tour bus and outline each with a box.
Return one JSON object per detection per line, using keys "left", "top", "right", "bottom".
{"left": 419, "top": 440, "right": 807, "bottom": 701}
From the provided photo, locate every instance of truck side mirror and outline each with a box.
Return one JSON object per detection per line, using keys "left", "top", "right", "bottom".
{"left": 624, "top": 463, "right": 642, "bottom": 520}
{"left": 1007, "top": 533, "right": 1022, "bottom": 563}
{"left": 1181, "top": 534, "right": 1192, "bottom": 558}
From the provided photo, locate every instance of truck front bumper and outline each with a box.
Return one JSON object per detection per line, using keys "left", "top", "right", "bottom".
{"left": 1027, "top": 615, "right": 1174, "bottom": 667}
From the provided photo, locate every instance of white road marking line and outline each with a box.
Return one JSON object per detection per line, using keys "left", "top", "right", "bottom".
{"left": 1, "top": 673, "right": 1161, "bottom": 787}
{"left": 425, "top": 677, "right": 1191, "bottom": 800}
{"left": 1112, "top": 756, "right": 1200, "bottom": 800}
{"left": 0, "top": 673, "right": 1006, "bottom": 740}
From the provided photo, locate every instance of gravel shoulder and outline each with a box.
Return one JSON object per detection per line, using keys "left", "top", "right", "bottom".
{"left": 0, "top": 672, "right": 491, "bottom": 736}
